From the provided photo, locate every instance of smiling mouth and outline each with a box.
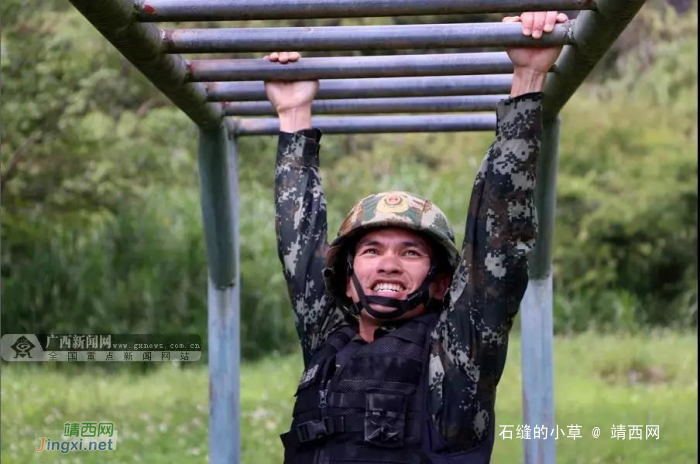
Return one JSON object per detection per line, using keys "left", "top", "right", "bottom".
{"left": 370, "top": 282, "right": 406, "bottom": 295}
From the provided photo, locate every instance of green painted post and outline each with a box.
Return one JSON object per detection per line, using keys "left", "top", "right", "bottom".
{"left": 198, "top": 125, "right": 240, "bottom": 464}
{"left": 520, "top": 117, "right": 560, "bottom": 463}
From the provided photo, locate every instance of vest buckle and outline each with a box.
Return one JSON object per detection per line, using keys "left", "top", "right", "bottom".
{"left": 296, "top": 417, "right": 344, "bottom": 443}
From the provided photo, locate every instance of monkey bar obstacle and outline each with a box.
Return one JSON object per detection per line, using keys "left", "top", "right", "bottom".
{"left": 67, "top": 0, "right": 648, "bottom": 462}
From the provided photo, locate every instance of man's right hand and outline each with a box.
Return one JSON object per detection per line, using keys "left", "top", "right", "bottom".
{"left": 263, "top": 52, "right": 318, "bottom": 132}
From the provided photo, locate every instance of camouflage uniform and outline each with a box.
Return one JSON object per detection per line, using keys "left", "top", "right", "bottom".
{"left": 275, "top": 92, "right": 543, "bottom": 452}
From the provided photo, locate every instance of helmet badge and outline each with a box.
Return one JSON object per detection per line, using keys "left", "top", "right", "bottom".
{"left": 376, "top": 193, "right": 409, "bottom": 214}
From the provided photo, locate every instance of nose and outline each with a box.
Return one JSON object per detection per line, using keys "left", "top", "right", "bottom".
{"left": 377, "top": 252, "right": 402, "bottom": 274}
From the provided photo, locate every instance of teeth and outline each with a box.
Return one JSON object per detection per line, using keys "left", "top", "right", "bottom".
{"left": 372, "top": 283, "right": 404, "bottom": 293}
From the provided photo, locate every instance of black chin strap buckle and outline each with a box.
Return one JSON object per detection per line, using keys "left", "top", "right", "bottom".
{"left": 404, "top": 290, "right": 425, "bottom": 307}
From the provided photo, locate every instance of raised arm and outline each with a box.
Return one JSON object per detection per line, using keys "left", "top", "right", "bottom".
{"left": 428, "top": 12, "right": 568, "bottom": 449}
{"left": 267, "top": 53, "right": 337, "bottom": 361}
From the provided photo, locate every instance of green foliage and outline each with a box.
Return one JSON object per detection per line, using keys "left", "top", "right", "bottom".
{"left": 552, "top": 3, "right": 698, "bottom": 331}
{"left": 2, "top": 187, "right": 208, "bottom": 335}
{"left": 1, "top": 1, "right": 696, "bottom": 360}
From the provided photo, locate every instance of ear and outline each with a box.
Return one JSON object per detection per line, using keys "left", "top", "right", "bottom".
{"left": 346, "top": 275, "right": 353, "bottom": 299}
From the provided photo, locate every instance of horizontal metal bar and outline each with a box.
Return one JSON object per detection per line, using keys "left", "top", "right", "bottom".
{"left": 68, "top": 0, "right": 223, "bottom": 129}
{"left": 227, "top": 114, "right": 497, "bottom": 135}
{"left": 136, "top": 0, "right": 594, "bottom": 22}
{"left": 208, "top": 75, "right": 514, "bottom": 101}
{"left": 542, "top": 0, "right": 646, "bottom": 119}
{"left": 165, "top": 21, "right": 574, "bottom": 54}
{"left": 188, "top": 53, "right": 514, "bottom": 82}
{"left": 223, "top": 95, "right": 507, "bottom": 115}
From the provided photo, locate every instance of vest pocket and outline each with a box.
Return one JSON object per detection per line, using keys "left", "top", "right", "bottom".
{"left": 364, "top": 391, "right": 407, "bottom": 448}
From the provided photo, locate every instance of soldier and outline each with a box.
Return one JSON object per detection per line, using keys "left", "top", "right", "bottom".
{"left": 266, "top": 11, "right": 568, "bottom": 463}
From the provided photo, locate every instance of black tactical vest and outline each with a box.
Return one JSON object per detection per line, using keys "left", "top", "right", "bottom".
{"left": 280, "top": 313, "right": 495, "bottom": 463}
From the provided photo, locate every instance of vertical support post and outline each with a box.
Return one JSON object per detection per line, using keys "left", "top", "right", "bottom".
{"left": 521, "top": 116, "right": 559, "bottom": 464}
{"left": 198, "top": 124, "right": 240, "bottom": 464}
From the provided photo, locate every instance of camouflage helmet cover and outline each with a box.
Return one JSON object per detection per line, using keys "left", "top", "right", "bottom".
{"left": 323, "top": 191, "right": 459, "bottom": 316}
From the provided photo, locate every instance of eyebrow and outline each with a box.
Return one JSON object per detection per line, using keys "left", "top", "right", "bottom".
{"left": 356, "top": 239, "right": 429, "bottom": 250}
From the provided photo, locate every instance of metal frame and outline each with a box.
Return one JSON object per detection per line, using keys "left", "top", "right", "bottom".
{"left": 67, "top": 0, "right": 648, "bottom": 462}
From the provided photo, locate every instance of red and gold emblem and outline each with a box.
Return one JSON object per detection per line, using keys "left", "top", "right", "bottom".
{"left": 376, "top": 193, "right": 409, "bottom": 213}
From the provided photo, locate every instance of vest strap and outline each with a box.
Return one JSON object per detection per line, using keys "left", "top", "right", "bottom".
{"left": 298, "top": 416, "right": 345, "bottom": 443}
{"left": 282, "top": 415, "right": 422, "bottom": 449}
{"left": 384, "top": 325, "right": 430, "bottom": 345}
{"left": 326, "top": 326, "right": 357, "bottom": 352}
{"left": 294, "top": 390, "right": 424, "bottom": 416}
{"left": 282, "top": 415, "right": 352, "bottom": 449}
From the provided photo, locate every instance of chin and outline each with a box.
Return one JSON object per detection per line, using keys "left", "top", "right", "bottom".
{"left": 362, "top": 305, "right": 402, "bottom": 320}
{"left": 369, "top": 304, "right": 395, "bottom": 313}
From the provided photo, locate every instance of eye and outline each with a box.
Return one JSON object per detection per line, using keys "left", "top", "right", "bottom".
{"left": 404, "top": 249, "right": 421, "bottom": 257}
{"left": 361, "top": 247, "right": 378, "bottom": 255}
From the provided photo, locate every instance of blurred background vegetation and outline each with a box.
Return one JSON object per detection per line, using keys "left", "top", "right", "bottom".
{"left": 1, "top": 0, "right": 697, "bottom": 361}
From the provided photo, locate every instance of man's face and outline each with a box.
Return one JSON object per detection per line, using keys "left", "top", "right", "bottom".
{"left": 346, "top": 227, "right": 451, "bottom": 319}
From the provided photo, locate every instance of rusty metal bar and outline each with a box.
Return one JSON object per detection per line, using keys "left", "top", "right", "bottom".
{"left": 136, "top": 0, "right": 595, "bottom": 21}
{"left": 223, "top": 95, "right": 506, "bottom": 115}
{"left": 207, "top": 75, "right": 513, "bottom": 101}
{"left": 227, "top": 114, "right": 496, "bottom": 135}
{"left": 164, "top": 21, "right": 574, "bottom": 54}
{"left": 68, "top": 0, "right": 222, "bottom": 129}
{"left": 188, "top": 53, "right": 515, "bottom": 82}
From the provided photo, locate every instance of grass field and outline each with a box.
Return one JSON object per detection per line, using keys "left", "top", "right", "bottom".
{"left": 1, "top": 331, "right": 696, "bottom": 463}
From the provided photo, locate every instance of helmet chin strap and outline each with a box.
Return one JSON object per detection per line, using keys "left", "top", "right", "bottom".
{"left": 347, "top": 253, "right": 438, "bottom": 320}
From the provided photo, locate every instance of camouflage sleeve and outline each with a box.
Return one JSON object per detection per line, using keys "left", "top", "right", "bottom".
{"left": 275, "top": 130, "right": 347, "bottom": 364}
{"left": 428, "top": 93, "right": 543, "bottom": 450}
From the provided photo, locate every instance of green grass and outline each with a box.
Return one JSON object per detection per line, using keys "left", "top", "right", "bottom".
{"left": 1, "top": 332, "right": 696, "bottom": 463}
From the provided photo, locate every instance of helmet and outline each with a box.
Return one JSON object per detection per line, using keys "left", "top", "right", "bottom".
{"left": 323, "top": 191, "right": 459, "bottom": 318}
